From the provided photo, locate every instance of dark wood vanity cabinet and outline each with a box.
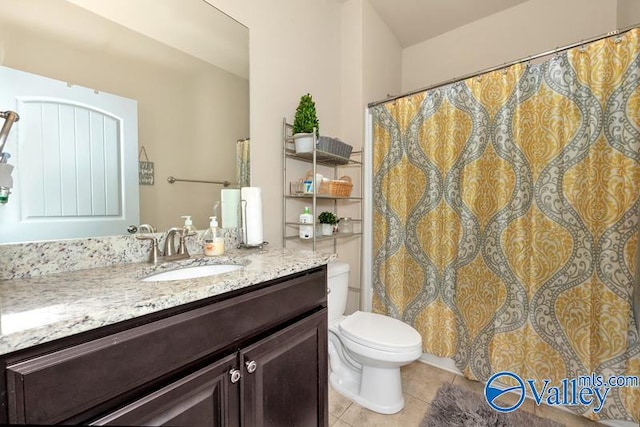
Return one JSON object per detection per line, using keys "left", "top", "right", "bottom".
{"left": 240, "top": 310, "right": 327, "bottom": 427}
{"left": 1, "top": 267, "right": 328, "bottom": 426}
{"left": 92, "top": 353, "right": 240, "bottom": 426}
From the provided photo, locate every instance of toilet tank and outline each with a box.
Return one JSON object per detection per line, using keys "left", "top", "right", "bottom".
{"left": 327, "top": 262, "right": 350, "bottom": 322}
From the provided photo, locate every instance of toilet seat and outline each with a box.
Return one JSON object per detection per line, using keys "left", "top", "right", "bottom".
{"left": 338, "top": 311, "right": 422, "bottom": 353}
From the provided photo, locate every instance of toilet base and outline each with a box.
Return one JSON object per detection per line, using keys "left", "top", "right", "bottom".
{"left": 330, "top": 365, "right": 405, "bottom": 414}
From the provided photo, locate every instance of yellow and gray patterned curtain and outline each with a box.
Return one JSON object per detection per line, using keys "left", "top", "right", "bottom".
{"left": 371, "top": 28, "right": 640, "bottom": 422}
{"left": 237, "top": 138, "right": 250, "bottom": 187}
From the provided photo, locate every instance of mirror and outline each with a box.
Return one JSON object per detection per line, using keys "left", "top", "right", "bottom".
{"left": 0, "top": 0, "right": 249, "bottom": 243}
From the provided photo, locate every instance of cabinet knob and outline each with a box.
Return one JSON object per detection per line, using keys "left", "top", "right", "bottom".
{"left": 229, "top": 368, "right": 241, "bottom": 383}
{"left": 245, "top": 360, "right": 257, "bottom": 374}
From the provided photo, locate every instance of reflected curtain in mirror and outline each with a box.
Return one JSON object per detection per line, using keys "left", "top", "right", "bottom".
{"left": 237, "top": 138, "right": 250, "bottom": 187}
{"left": 371, "top": 28, "right": 640, "bottom": 422}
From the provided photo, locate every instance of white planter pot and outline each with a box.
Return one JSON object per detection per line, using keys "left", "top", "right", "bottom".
{"left": 321, "top": 223, "right": 333, "bottom": 236}
{"left": 293, "top": 133, "right": 315, "bottom": 154}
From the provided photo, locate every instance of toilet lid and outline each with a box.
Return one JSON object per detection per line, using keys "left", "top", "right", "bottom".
{"left": 339, "top": 311, "right": 422, "bottom": 352}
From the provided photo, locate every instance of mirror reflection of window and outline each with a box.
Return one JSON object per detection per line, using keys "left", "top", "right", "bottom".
{"left": 0, "top": 0, "right": 249, "bottom": 242}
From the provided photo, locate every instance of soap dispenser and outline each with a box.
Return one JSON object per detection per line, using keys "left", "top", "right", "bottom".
{"left": 181, "top": 215, "right": 197, "bottom": 234}
{"left": 203, "top": 216, "right": 224, "bottom": 256}
{"left": 299, "top": 206, "right": 313, "bottom": 239}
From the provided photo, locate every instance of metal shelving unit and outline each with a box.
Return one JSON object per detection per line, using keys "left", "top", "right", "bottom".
{"left": 282, "top": 118, "right": 363, "bottom": 251}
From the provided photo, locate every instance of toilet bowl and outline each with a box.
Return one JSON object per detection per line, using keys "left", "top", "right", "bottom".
{"left": 327, "top": 262, "right": 422, "bottom": 414}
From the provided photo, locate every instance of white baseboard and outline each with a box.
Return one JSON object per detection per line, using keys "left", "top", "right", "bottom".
{"left": 416, "top": 352, "right": 637, "bottom": 427}
{"left": 418, "top": 352, "right": 462, "bottom": 375}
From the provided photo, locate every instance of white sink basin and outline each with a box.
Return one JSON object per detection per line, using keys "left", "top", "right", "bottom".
{"left": 142, "top": 264, "right": 243, "bottom": 282}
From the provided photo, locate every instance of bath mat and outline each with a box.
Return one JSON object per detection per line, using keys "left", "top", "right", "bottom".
{"left": 420, "top": 383, "right": 564, "bottom": 427}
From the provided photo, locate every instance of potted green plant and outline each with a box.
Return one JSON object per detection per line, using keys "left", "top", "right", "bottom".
{"left": 318, "top": 211, "right": 337, "bottom": 236}
{"left": 293, "top": 93, "right": 319, "bottom": 154}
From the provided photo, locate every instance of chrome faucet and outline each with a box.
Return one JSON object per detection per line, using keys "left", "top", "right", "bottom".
{"left": 163, "top": 227, "right": 183, "bottom": 257}
{"left": 137, "top": 225, "right": 195, "bottom": 264}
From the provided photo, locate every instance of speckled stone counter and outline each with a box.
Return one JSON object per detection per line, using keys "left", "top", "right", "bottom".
{"left": 0, "top": 229, "right": 241, "bottom": 280}
{"left": 0, "top": 247, "right": 336, "bottom": 355}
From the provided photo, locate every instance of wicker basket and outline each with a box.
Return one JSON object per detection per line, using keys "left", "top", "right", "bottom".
{"left": 319, "top": 176, "right": 353, "bottom": 197}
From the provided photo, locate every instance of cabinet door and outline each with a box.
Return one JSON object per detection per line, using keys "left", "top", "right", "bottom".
{"left": 241, "top": 309, "right": 328, "bottom": 427}
{"left": 91, "top": 354, "right": 239, "bottom": 427}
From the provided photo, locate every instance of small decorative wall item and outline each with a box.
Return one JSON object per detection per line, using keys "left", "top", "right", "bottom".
{"left": 293, "top": 93, "right": 319, "bottom": 154}
{"left": 318, "top": 211, "right": 337, "bottom": 236}
{"left": 138, "top": 146, "right": 154, "bottom": 185}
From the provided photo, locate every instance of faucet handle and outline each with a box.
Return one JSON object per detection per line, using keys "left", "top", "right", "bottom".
{"left": 136, "top": 235, "right": 162, "bottom": 264}
{"left": 177, "top": 229, "right": 196, "bottom": 256}
{"left": 135, "top": 234, "right": 155, "bottom": 241}
{"left": 139, "top": 224, "right": 156, "bottom": 234}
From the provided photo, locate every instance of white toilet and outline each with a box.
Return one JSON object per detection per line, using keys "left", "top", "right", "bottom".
{"left": 327, "top": 262, "right": 422, "bottom": 414}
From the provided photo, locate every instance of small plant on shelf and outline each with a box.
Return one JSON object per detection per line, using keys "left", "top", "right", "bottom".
{"left": 293, "top": 93, "right": 319, "bottom": 136}
{"left": 318, "top": 211, "right": 337, "bottom": 236}
{"left": 292, "top": 93, "right": 320, "bottom": 154}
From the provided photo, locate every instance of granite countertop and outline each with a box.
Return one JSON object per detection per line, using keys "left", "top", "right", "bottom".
{"left": 0, "top": 247, "right": 336, "bottom": 355}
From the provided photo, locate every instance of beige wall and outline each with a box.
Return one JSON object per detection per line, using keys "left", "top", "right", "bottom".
{"left": 618, "top": 0, "right": 640, "bottom": 28}
{"left": 363, "top": 1, "right": 402, "bottom": 105}
{"left": 357, "top": 1, "right": 402, "bottom": 312}
{"left": 401, "top": 0, "right": 618, "bottom": 92}
{"left": 341, "top": 0, "right": 364, "bottom": 151}
{"left": 0, "top": 0, "right": 248, "bottom": 233}
{"left": 338, "top": 0, "right": 366, "bottom": 313}
{"left": 207, "top": 0, "right": 344, "bottom": 249}
{"left": 207, "top": 0, "right": 402, "bottom": 312}
{"left": 335, "top": 0, "right": 401, "bottom": 313}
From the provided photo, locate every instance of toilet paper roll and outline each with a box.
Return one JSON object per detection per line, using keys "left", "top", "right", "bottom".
{"left": 221, "top": 188, "right": 240, "bottom": 228}
{"left": 0, "top": 163, "right": 14, "bottom": 188}
{"left": 240, "top": 187, "right": 263, "bottom": 245}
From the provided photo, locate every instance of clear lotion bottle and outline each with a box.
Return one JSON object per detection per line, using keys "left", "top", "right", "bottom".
{"left": 204, "top": 216, "right": 225, "bottom": 256}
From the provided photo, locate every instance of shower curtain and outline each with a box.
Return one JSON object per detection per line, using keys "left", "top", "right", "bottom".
{"left": 236, "top": 138, "right": 250, "bottom": 187}
{"left": 371, "top": 28, "right": 640, "bottom": 421}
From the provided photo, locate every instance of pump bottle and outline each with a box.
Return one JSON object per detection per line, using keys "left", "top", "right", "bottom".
{"left": 299, "top": 206, "right": 313, "bottom": 239}
{"left": 181, "top": 215, "right": 197, "bottom": 234}
{"left": 203, "top": 216, "right": 225, "bottom": 256}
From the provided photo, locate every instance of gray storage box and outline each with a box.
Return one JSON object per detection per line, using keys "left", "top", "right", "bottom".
{"left": 317, "top": 136, "right": 353, "bottom": 160}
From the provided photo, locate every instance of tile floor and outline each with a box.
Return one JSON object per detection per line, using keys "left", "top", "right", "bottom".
{"left": 328, "top": 361, "right": 605, "bottom": 427}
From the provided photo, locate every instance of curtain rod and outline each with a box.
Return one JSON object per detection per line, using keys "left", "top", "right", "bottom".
{"left": 368, "top": 23, "right": 640, "bottom": 108}
{"left": 167, "top": 176, "right": 231, "bottom": 187}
